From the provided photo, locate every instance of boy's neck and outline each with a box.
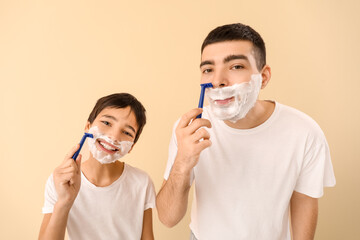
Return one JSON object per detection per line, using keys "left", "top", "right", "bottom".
{"left": 81, "top": 158, "right": 125, "bottom": 187}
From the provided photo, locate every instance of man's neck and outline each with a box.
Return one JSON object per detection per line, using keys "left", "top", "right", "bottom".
{"left": 223, "top": 100, "right": 275, "bottom": 129}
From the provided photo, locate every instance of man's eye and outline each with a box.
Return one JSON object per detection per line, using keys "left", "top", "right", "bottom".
{"left": 232, "top": 65, "right": 244, "bottom": 70}
{"left": 102, "top": 121, "right": 111, "bottom": 126}
{"left": 202, "top": 68, "right": 212, "bottom": 74}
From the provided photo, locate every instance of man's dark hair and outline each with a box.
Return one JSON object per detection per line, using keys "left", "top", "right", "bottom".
{"left": 201, "top": 23, "right": 266, "bottom": 71}
{"left": 88, "top": 93, "right": 146, "bottom": 144}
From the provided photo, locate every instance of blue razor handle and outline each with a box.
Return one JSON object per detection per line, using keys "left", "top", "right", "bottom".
{"left": 72, "top": 133, "right": 94, "bottom": 160}
{"left": 196, "top": 83, "right": 213, "bottom": 118}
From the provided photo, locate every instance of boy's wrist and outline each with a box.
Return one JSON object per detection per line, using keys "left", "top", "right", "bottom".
{"left": 54, "top": 199, "right": 73, "bottom": 212}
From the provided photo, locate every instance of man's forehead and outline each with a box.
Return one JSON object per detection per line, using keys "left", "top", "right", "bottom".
{"left": 201, "top": 40, "right": 256, "bottom": 63}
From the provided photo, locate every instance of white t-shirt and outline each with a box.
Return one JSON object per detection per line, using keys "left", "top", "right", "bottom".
{"left": 164, "top": 102, "right": 336, "bottom": 240}
{"left": 42, "top": 163, "right": 156, "bottom": 240}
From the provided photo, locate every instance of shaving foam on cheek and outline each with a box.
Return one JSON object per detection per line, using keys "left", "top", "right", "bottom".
{"left": 87, "top": 126, "right": 133, "bottom": 164}
{"left": 205, "top": 74, "right": 262, "bottom": 122}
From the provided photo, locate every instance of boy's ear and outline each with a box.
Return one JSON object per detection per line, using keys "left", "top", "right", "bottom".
{"left": 84, "top": 121, "right": 91, "bottom": 132}
{"left": 260, "top": 65, "right": 271, "bottom": 89}
{"left": 128, "top": 143, "right": 136, "bottom": 154}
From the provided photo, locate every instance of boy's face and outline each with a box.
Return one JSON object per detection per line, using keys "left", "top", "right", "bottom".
{"left": 85, "top": 106, "right": 138, "bottom": 154}
{"left": 200, "top": 40, "right": 262, "bottom": 88}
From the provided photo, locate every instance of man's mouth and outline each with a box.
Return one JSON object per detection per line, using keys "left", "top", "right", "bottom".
{"left": 213, "top": 96, "right": 235, "bottom": 106}
{"left": 96, "top": 139, "right": 119, "bottom": 154}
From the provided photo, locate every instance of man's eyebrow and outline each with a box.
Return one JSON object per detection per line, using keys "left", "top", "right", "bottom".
{"left": 223, "top": 54, "right": 249, "bottom": 63}
{"left": 200, "top": 60, "right": 214, "bottom": 68}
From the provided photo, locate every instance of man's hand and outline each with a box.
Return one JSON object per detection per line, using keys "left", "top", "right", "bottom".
{"left": 53, "top": 144, "right": 82, "bottom": 209}
{"left": 175, "top": 108, "right": 212, "bottom": 173}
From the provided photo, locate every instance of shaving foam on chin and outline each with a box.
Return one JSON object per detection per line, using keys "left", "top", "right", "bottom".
{"left": 206, "top": 74, "right": 262, "bottom": 123}
{"left": 87, "top": 126, "right": 133, "bottom": 164}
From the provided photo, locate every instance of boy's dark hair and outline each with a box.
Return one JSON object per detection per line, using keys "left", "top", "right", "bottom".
{"left": 201, "top": 23, "right": 266, "bottom": 71}
{"left": 88, "top": 93, "right": 146, "bottom": 144}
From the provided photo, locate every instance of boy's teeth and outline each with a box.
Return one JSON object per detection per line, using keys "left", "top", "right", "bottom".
{"left": 100, "top": 141, "right": 116, "bottom": 151}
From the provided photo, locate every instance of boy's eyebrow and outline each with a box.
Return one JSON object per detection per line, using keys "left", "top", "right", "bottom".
{"left": 223, "top": 54, "right": 249, "bottom": 63}
{"left": 102, "top": 114, "right": 118, "bottom": 121}
{"left": 200, "top": 60, "right": 214, "bottom": 68}
{"left": 125, "top": 124, "right": 136, "bottom": 134}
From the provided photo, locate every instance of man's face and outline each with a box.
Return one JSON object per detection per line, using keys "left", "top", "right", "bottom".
{"left": 200, "top": 40, "right": 260, "bottom": 88}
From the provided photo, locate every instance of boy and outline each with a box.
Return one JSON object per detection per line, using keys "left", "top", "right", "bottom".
{"left": 39, "top": 93, "right": 155, "bottom": 240}
{"left": 156, "top": 23, "right": 336, "bottom": 240}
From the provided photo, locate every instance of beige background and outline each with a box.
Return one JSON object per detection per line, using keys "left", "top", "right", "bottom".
{"left": 0, "top": 0, "right": 359, "bottom": 239}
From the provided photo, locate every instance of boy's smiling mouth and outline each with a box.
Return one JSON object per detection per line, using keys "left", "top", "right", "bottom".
{"left": 96, "top": 139, "right": 119, "bottom": 154}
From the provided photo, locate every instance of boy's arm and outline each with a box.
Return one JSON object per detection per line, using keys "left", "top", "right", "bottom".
{"left": 38, "top": 202, "right": 71, "bottom": 240}
{"left": 290, "top": 191, "right": 318, "bottom": 240}
{"left": 141, "top": 209, "right": 154, "bottom": 240}
{"left": 38, "top": 145, "right": 82, "bottom": 240}
{"left": 156, "top": 108, "right": 211, "bottom": 227}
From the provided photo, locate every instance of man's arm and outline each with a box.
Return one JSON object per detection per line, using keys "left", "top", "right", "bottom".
{"left": 290, "top": 191, "right": 318, "bottom": 240}
{"left": 156, "top": 108, "right": 211, "bottom": 227}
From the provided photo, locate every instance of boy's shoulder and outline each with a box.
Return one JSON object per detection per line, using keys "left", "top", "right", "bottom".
{"left": 124, "top": 164, "right": 153, "bottom": 184}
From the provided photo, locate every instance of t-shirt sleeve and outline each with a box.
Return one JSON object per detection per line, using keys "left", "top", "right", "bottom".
{"left": 163, "top": 120, "right": 179, "bottom": 180}
{"left": 294, "top": 137, "right": 336, "bottom": 198}
{"left": 42, "top": 174, "right": 58, "bottom": 214}
{"left": 144, "top": 176, "right": 156, "bottom": 211}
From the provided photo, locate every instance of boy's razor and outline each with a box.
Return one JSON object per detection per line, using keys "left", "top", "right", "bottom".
{"left": 196, "top": 83, "right": 213, "bottom": 118}
{"left": 72, "top": 132, "right": 94, "bottom": 160}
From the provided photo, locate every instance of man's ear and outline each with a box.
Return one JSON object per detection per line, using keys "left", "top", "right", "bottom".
{"left": 84, "top": 121, "right": 91, "bottom": 132}
{"left": 260, "top": 65, "right": 271, "bottom": 89}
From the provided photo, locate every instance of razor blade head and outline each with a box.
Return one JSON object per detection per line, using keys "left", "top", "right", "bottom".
{"left": 200, "top": 83, "right": 213, "bottom": 88}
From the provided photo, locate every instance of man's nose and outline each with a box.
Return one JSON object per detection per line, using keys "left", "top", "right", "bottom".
{"left": 212, "top": 69, "right": 228, "bottom": 88}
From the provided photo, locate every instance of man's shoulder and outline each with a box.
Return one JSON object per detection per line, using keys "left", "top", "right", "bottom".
{"left": 276, "top": 102, "right": 326, "bottom": 138}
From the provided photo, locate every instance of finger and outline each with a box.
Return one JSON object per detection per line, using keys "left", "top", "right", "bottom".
{"left": 69, "top": 178, "right": 74, "bottom": 185}
{"left": 191, "top": 128, "right": 211, "bottom": 142}
{"left": 197, "top": 139, "right": 212, "bottom": 152}
{"left": 65, "top": 144, "right": 81, "bottom": 160}
{"left": 59, "top": 158, "right": 78, "bottom": 170}
{"left": 177, "top": 108, "right": 203, "bottom": 128}
{"left": 59, "top": 172, "right": 75, "bottom": 184}
{"left": 59, "top": 166, "right": 76, "bottom": 174}
{"left": 186, "top": 118, "right": 212, "bottom": 135}
{"left": 75, "top": 154, "right": 82, "bottom": 173}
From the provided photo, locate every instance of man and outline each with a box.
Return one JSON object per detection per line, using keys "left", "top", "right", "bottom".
{"left": 156, "top": 23, "right": 336, "bottom": 240}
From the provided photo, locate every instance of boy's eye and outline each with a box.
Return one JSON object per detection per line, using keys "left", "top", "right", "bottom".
{"left": 123, "top": 131, "right": 134, "bottom": 138}
{"left": 101, "top": 121, "right": 111, "bottom": 126}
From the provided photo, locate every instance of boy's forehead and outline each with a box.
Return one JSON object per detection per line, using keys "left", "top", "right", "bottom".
{"left": 99, "top": 106, "right": 134, "bottom": 120}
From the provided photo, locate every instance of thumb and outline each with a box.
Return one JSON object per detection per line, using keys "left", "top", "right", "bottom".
{"left": 75, "top": 154, "right": 82, "bottom": 172}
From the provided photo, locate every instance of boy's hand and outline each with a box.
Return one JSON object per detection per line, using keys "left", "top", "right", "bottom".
{"left": 175, "top": 108, "right": 212, "bottom": 173}
{"left": 53, "top": 144, "right": 82, "bottom": 209}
